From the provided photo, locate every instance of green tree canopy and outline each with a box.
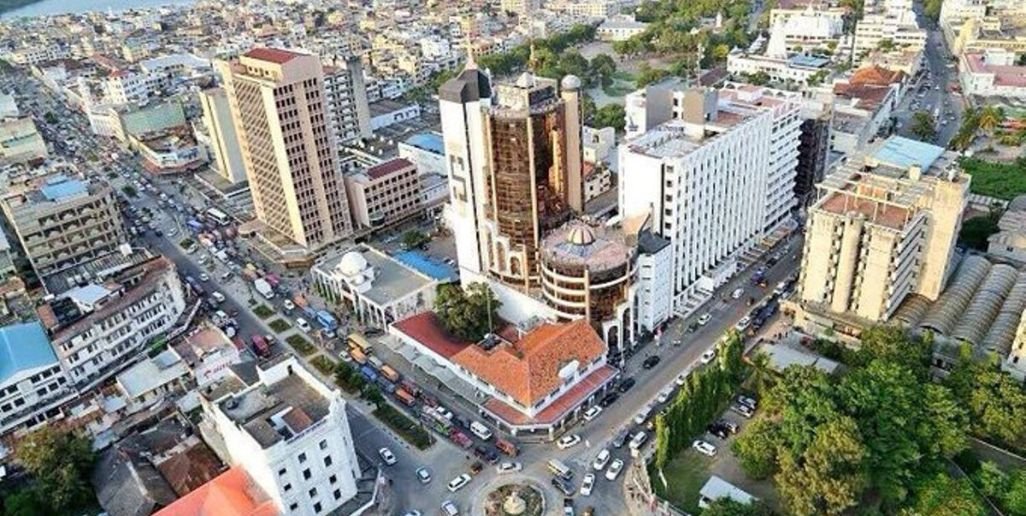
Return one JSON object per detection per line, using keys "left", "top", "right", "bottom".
{"left": 593, "top": 104, "right": 626, "bottom": 131}
{"left": 15, "top": 427, "right": 95, "bottom": 514}
{"left": 433, "top": 282, "right": 501, "bottom": 341}
{"left": 910, "top": 111, "right": 937, "bottom": 141}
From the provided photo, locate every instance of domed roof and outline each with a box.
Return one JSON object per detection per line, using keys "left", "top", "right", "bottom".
{"left": 561, "top": 75, "right": 582, "bottom": 91}
{"left": 566, "top": 225, "right": 596, "bottom": 246}
{"left": 337, "top": 251, "right": 369, "bottom": 277}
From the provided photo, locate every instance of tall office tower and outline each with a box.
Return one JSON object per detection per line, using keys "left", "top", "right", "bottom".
{"left": 619, "top": 83, "right": 801, "bottom": 315}
{"left": 440, "top": 64, "right": 584, "bottom": 289}
{"left": 198, "top": 87, "right": 247, "bottom": 184}
{"left": 795, "top": 102, "right": 833, "bottom": 204}
{"left": 217, "top": 48, "right": 353, "bottom": 250}
{"left": 797, "top": 137, "right": 968, "bottom": 327}
{"left": 323, "top": 56, "right": 372, "bottom": 144}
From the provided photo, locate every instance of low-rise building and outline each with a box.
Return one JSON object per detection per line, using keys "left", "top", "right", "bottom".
{"left": 313, "top": 245, "right": 438, "bottom": 330}
{"left": 115, "top": 349, "right": 190, "bottom": 415}
{"left": 960, "top": 48, "right": 1026, "bottom": 99}
{"left": 37, "top": 256, "right": 188, "bottom": 391}
{"left": 368, "top": 99, "right": 421, "bottom": 131}
{"left": 173, "top": 325, "right": 243, "bottom": 388}
{"left": 344, "top": 158, "right": 424, "bottom": 231}
{"left": 1, "top": 175, "right": 126, "bottom": 278}
{"left": 583, "top": 125, "right": 616, "bottom": 165}
{"left": 0, "top": 321, "right": 75, "bottom": 440}
{"left": 768, "top": 6, "right": 847, "bottom": 50}
{"left": 398, "top": 132, "right": 446, "bottom": 177}
{"left": 596, "top": 16, "right": 649, "bottom": 42}
{"left": 0, "top": 117, "right": 47, "bottom": 166}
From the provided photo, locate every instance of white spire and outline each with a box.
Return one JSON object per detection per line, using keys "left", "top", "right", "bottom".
{"left": 766, "top": 20, "right": 788, "bottom": 60}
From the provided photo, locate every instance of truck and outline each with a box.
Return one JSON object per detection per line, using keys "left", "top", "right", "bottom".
{"left": 380, "top": 365, "right": 400, "bottom": 383}
{"left": 349, "top": 348, "right": 369, "bottom": 365}
{"left": 496, "top": 438, "right": 519, "bottom": 457}
{"left": 395, "top": 388, "right": 416, "bottom": 407}
{"left": 359, "top": 365, "right": 378, "bottom": 382}
{"left": 293, "top": 293, "right": 309, "bottom": 310}
{"left": 254, "top": 278, "right": 275, "bottom": 300}
{"left": 375, "top": 376, "right": 395, "bottom": 394}
{"left": 449, "top": 429, "right": 473, "bottom": 449}
{"left": 187, "top": 219, "right": 204, "bottom": 232}
{"left": 316, "top": 310, "right": 338, "bottom": 332}
{"left": 251, "top": 335, "right": 270, "bottom": 358}
{"left": 399, "top": 379, "right": 421, "bottom": 397}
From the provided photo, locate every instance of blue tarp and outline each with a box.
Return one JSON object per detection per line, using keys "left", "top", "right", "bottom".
{"left": 394, "top": 251, "right": 457, "bottom": 281}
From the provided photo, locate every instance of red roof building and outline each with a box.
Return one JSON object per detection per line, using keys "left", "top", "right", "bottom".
{"left": 154, "top": 466, "right": 278, "bottom": 516}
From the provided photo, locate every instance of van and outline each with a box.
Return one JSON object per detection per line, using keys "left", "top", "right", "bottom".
{"left": 470, "top": 421, "right": 493, "bottom": 441}
{"left": 211, "top": 292, "right": 226, "bottom": 303}
{"left": 296, "top": 318, "right": 312, "bottom": 333}
{"left": 629, "top": 431, "right": 649, "bottom": 451}
{"left": 547, "top": 459, "right": 573, "bottom": 481}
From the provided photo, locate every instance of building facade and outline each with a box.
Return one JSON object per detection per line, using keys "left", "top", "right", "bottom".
{"left": 199, "top": 87, "right": 248, "bottom": 184}
{"left": 0, "top": 322, "right": 75, "bottom": 439}
{"left": 217, "top": 48, "right": 353, "bottom": 250}
{"left": 323, "top": 56, "right": 373, "bottom": 144}
{"left": 343, "top": 158, "right": 424, "bottom": 230}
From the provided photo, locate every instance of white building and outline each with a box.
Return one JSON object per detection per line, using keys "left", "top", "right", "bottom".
{"left": 324, "top": 57, "right": 373, "bottom": 144}
{"left": 726, "top": 25, "right": 833, "bottom": 87}
{"left": 583, "top": 125, "right": 616, "bottom": 164}
{"left": 853, "top": 0, "right": 927, "bottom": 60}
{"left": 173, "top": 325, "right": 243, "bottom": 388}
{"left": 768, "top": 6, "right": 847, "bottom": 50}
{"left": 312, "top": 245, "right": 438, "bottom": 330}
{"left": 115, "top": 349, "right": 189, "bottom": 415}
{"left": 398, "top": 132, "right": 446, "bottom": 177}
{"left": 597, "top": 16, "right": 649, "bottom": 42}
{"left": 634, "top": 229, "right": 674, "bottom": 332}
{"left": 0, "top": 322, "right": 75, "bottom": 439}
{"left": 959, "top": 48, "right": 1026, "bottom": 99}
{"left": 368, "top": 99, "right": 421, "bottom": 130}
{"left": 620, "top": 83, "right": 801, "bottom": 314}
{"left": 40, "top": 256, "right": 188, "bottom": 391}
{"left": 201, "top": 355, "right": 363, "bottom": 516}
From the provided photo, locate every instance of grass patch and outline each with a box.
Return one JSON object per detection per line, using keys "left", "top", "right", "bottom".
{"left": 373, "top": 403, "right": 433, "bottom": 450}
{"left": 286, "top": 334, "right": 316, "bottom": 356}
{"left": 252, "top": 304, "right": 274, "bottom": 319}
{"left": 649, "top": 450, "right": 715, "bottom": 514}
{"left": 310, "top": 355, "right": 336, "bottom": 376}
{"left": 962, "top": 157, "right": 1026, "bottom": 200}
{"left": 268, "top": 318, "right": 291, "bottom": 332}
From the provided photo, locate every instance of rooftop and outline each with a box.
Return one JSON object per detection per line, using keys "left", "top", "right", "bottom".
{"left": 964, "top": 52, "right": 1026, "bottom": 88}
{"left": 116, "top": 349, "right": 188, "bottom": 399}
{"left": 541, "top": 222, "right": 635, "bottom": 273}
{"left": 402, "top": 132, "right": 444, "bottom": 155}
{"left": 39, "top": 176, "right": 87, "bottom": 202}
{"left": 366, "top": 157, "right": 414, "bottom": 180}
{"left": 152, "top": 466, "right": 276, "bottom": 516}
{"left": 242, "top": 47, "right": 306, "bottom": 65}
{"left": 317, "top": 245, "right": 435, "bottom": 306}
{"left": 873, "top": 135, "right": 946, "bottom": 171}
{"left": 0, "top": 321, "right": 57, "bottom": 385}
{"left": 219, "top": 372, "right": 330, "bottom": 449}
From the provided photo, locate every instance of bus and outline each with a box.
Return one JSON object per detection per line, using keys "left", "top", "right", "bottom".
{"left": 348, "top": 333, "right": 373, "bottom": 354}
{"left": 546, "top": 459, "right": 573, "bottom": 480}
{"left": 206, "top": 208, "right": 231, "bottom": 226}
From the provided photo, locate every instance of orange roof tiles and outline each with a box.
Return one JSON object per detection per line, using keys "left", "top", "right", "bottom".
{"left": 243, "top": 48, "right": 304, "bottom": 65}
{"left": 154, "top": 466, "right": 278, "bottom": 516}
{"left": 450, "top": 319, "right": 606, "bottom": 408}
{"left": 484, "top": 365, "right": 617, "bottom": 425}
{"left": 392, "top": 312, "right": 473, "bottom": 359}
{"left": 850, "top": 65, "right": 906, "bottom": 86}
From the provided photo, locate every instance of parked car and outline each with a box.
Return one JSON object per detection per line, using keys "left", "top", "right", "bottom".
{"left": 657, "top": 387, "right": 674, "bottom": 403}
{"left": 692, "top": 440, "right": 717, "bottom": 456}
{"left": 707, "top": 423, "right": 730, "bottom": 440}
{"left": 592, "top": 449, "right": 611, "bottom": 471}
{"left": 416, "top": 467, "right": 432, "bottom": 484}
{"left": 557, "top": 434, "right": 581, "bottom": 449}
{"left": 447, "top": 474, "right": 472, "bottom": 493}
{"left": 731, "top": 403, "right": 755, "bottom": 418}
{"left": 698, "top": 313, "right": 712, "bottom": 325}
{"left": 735, "top": 316, "right": 751, "bottom": 332}
{"left": 496, "top": 462, "right": 522, "bottom": 474}
{"left": 642, "top": 355, "right": 661, "bottom": 369}
{"left": 612, "top": 428, "right": 631, "bottom": 448}
{"left": 599, "top": 392, "right": 619, "bottom": 407}
{"left": 717, "top": 419, "right": 740, "bottom": 434}
{"left": 700, "top": 349, "right": 717, "bottom": 364}
{"left": 378, "top": 447, "right": 397, "bottom": 465}
{"left": 605, "top": 459, "right": 624, "bottom": 480}
{"left": 675, "top": 373, "right": 688, "bottom": 386}
{"left": 583, "top": 406, "right": 602, "bottom": 422}
{"left": 441, "top": 501, "right": 459, "bottom": 516}
{"left": 580, "top": 474, "right": 595, "bottom": 496}
{"left": 617, "top": 378, "right": 636, "bottom": 393}
{"left": 736, "top": 395, "right": 758, "bottom": 409}
{"left": 552, "top": 477, "right": 575, "bottom": 496}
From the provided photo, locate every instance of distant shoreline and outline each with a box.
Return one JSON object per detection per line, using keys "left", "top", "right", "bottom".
{"left": 1, "top": 0, "right": 193, "bottom": 19}
{"left": 0, "top": 0, "right": 45, "bottom": 16}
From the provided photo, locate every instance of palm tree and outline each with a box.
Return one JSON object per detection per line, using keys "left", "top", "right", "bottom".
{"left": 748, "top": 351, "right": 775, "bottom": 396}
{"left": 978, "top": 106, "right": 1006, "bottom": 134}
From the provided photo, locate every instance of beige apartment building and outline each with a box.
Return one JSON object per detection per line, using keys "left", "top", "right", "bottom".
{"left": 796, "top": 136, "right": 968, "bottom": 335}
{"left": 217, "top": 48, "right": 353, "bottom": 250}
{"left": 2, "top": 175, "right": 126, "bottom": 278}
{"left": 343, "top": 158, "right": 423, "bottom": 230}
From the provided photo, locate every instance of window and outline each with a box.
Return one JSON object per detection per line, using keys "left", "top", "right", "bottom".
{"left": 333, "top": 489, "right": 342, "bottom": 500}
{"left": 313, "top": 502, "right": 322, "bottom": 513}
{"left": 324, "top": 455, "right": 333, "bottom": 467}
{"left": 284, "top": 483, "right": 292, "bottom": 492}
{"left": 319, "top": 439, "right": 328, "bottom": 450}
{"left": 329, "top": 474, "right": 337, "bottom": 484}
{"left": 298, "top": 452, "right": 307, "bottom": 463}
{"left": 278, "top": 468, "right": 287, "bottom": 476}
{"left": 309, "top": 487, "right": 317, "bottom": 498}
{"left": 303, "top": 469, "right": 312, "bottom": 480}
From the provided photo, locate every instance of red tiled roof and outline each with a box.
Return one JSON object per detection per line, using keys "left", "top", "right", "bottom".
{"left": 392, "top": 312, "right": 473, "bottom": 359}
{"left": 850, "top": 65, "right": 905, "bottom": 86}
{"left": 450, "top": 319, "right": 607, "bottom": 408}
{"left": 484, "top": 365, "right": 617, "bottom": 426}
{"left": 153, "top": 466, "right": 278, "bottom": 516}
{"left": 367, "top": 158, "right": 415, "bottom": 180}
{"left": 243, "top": 47, "right": 305, "bottom": 65}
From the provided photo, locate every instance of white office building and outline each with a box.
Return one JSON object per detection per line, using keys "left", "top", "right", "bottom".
{"left": 0, "top": 322, "right": 75, "bottom": 439}
{"left": 201, "top": 355, "right": 363, "bottom": 516}
{"left": 620, "top": 83, "right": 801, "bottom": 314}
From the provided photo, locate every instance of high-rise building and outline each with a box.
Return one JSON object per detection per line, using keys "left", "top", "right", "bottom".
{"left": 795, "top": 101, "right": 833, "bottom": 204}
{"left": 796, "top": 136, "right": 968, "bottom": 330}
{"left": 619, "top": 83, "right": 801, "bottom": 315}
{"left": 198, "top": 87, "right": 247, "bottom": 184}
{"left": 440, "top": 67, "right": 583, "bottom": 289}
{"left": 323, "top": 56, "right": 372, "bottom": 144}
{"left": 217, "top": 48, "right": 353, "bottom": 250}
{"left": 1, "top": 175, "right": 126, "bottom": 278}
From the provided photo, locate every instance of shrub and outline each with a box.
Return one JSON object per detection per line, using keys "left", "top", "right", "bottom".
{"left": 310, "top": 355, "right": 335, "bottom": 376}
{"left": 252, "top": 304, "right": 274, "bottom": 319}
{"left": 286, "top": 334, "right": 315, "bottom": 356}
{"left": 373, "top": 404, "right": 433, "bottom": 449}
{"left": 268, "top": 318, "right": 291, "bottom": 332}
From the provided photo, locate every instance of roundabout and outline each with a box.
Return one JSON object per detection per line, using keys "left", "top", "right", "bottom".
{"left": 479, "top": 476, "right": 548, "bottom": 516}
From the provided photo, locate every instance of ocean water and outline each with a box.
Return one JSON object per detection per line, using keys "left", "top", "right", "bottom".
{"left": 2, "top": 0, "right": 194, "bottom": 19}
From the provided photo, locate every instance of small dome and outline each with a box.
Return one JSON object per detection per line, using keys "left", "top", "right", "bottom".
{"left": 337, "top": 251, "right": 368, "bottom": 277}
{"left": 567, "top": 225, "right": 596, "bottom": 246}
{"left": 561, "top": 75, "right": 582, "bottom": 91}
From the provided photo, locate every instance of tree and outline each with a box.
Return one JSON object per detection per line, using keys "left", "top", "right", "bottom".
{"left": 581, "top": 93, "right": 596, "bottom": 124}
{"left": 857, "top": 326, "right": 931, "bottom": 377}
{"left": 589, "top": 54, "right": 617, "bottom": 87}
{"left": 2, "top": 487, "right": 48, "bottom": 516}
{"left": 711, "top": 43, "right": 732, "bottom": 62}
{"left": 776, "top": 416, "right": 868, "bottom": 516}
{"left": 15, "top": 427, "right": 95, "bottom": 514}
{"left": 362, "top": 384, "right": 385, "bottom": 407}
{"left": 1005, "top": 469, "right": 1026, "bottom": 514}
{"left": 635, "top": 63, "right": 668, "bottom": 87}
{"left": 121, "top": 185, "right": 137, "bottom": 197}
{"left": 702, "top": 498, "right": 773, "bottom": 516}
{"left": 967, "top": 364, "right": 1026, "bottom": 446}
{"left": 903, "top": 473, "right": 986, "bottom": 516}
{"left": 732, "top": 418, "right": 782, "bottom": 479}
{"left": 401, "top": 230, "right": 430, "bottom": 250}
{"left": 593, "top": 104, "right": 626, "bottom": 132}
{"left": 747, "top": 351, "right": 775, "bottom": 396}
{"left": 433, "top": 282, "right": 501, "bottom": 341}
{"left": 958, "top": 209, "right": 1002, "bottom": 251}
{"left": 910, "top": 111, "right": 937, "bottom": 141}
{"left": 654, "top": 413, "right": 670, "bottom": 469}
{"left": 979, "top": 106, "right": 1006, "bottom": 134}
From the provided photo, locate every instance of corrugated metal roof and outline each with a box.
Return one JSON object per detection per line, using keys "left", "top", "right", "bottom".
{"left": 0, "top": 321, "right": 57, "bottom": 384}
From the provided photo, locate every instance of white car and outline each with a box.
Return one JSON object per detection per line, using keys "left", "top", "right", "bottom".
{"left": 592, "top": 449, "right": 611, "bottom": 471}
{"left": 283, "top": 299, "right": 295, "bottom": 312}
{"left": 435, "top": 406, "right": 454, "bottom": 420}
{"left": 605, "top": 459, "right": 624, "bottom": 481}
{"left": 735, "top": 316, "right": 751, "bottom": 331}
{"left": 378, "top": 447, "right": 397, "bottom": 465}
{"left": 211, "top": 291, "right": 226, "bottom": 303}
{"left": 557, "top": 434, "right": 582, "bottom": 449}
{"left": 496, "top": 462, "right": 522, "bottom": 474}
{"left": 583, "top": 406, "right": 602, "bottom": 422}
{"left": 657, "top": 387, "right": 674, "bottom": 404}
{"left": 731, "top": 287, "right": 744, "bottom": 299}
{"left": 199, "top": 273, "right": 210, "bottom": 282}
{"left": 700, "top": 349, "right": 717, "bottom": 364}
{"left": 447, "top": 473, "right": 472, "bottom": 493}
{"left": 580, "top": 473, "right": 595, "bottom": 496}
{"left": 441, "top": 500, "right": 459, "bottom": 516}
{"left": 416, "top": 467, "right": 432, "bottom": 484}
{"left": 675, "top": 373, "right": 688, "bottom": 386}
{"left": 698, "top": 313, "right": 712, "bottom": 325}
{"left": 692, "top": 440, "right": 717, "bottom": 457}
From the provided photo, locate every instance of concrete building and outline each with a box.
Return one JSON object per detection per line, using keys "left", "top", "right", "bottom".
{"left": 368, "top": 99, "right": 421, "bottom": 130}
{"left": 0, "top": 321, "right": 75, "bottom": 439}
{"left": 0, "top": 117, "right": 47, "bottom": 166}
{"left": 323, "top": 56, "right": 372, "bottom": 144}
{"left": 37, "top": 256, "right": 188, "bottom": 391}
{"left": 853, "top": 12, "right": 927, "bottom": 59}
{"left": 398, "top": 132, "right": 446, "bottom": 177}
{"left": 768, "top": 6, "right": 847, "bottom": 50}
{"left": 312, "top": 245, "right": 438, "bottom": 331}
{"left": 596, "top": 16, "right": 649, "bottom": 42}
{"left": 634, "top": 228, "right": 673, "bottom": 334}
{"left": 795, "top": 100, "right": 833, "bottom": 203}
{"left": 199, "top": 355, "right": 365, "bottom": 516}
{"left": 1, "top": 175, "right": 126, "bottom": 278}
{"left": 959, "top": 48, "right": 1026, "bottom": 99}
{"left": 198, "top": 88, "right": 247, "bottom": 184}
{"left": 620, "top": 83, "right": 801, "bottom": 315}
{"left": 796, "top": 137, "right": 968, "bottom": 334}
{"left": 725, "top": 24, "right": 833, "bottom": 87}
{"left": 0, "top": 231, "right": 15, "bottom": 280}
{"left": 218, "top": 47, "right": 353, "bottom": 251}
{"left": 583, "top": 125, "right": 616, "bottom": 165}
{"left": 343, "top": 158, "right": 423, "bottom": 231}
